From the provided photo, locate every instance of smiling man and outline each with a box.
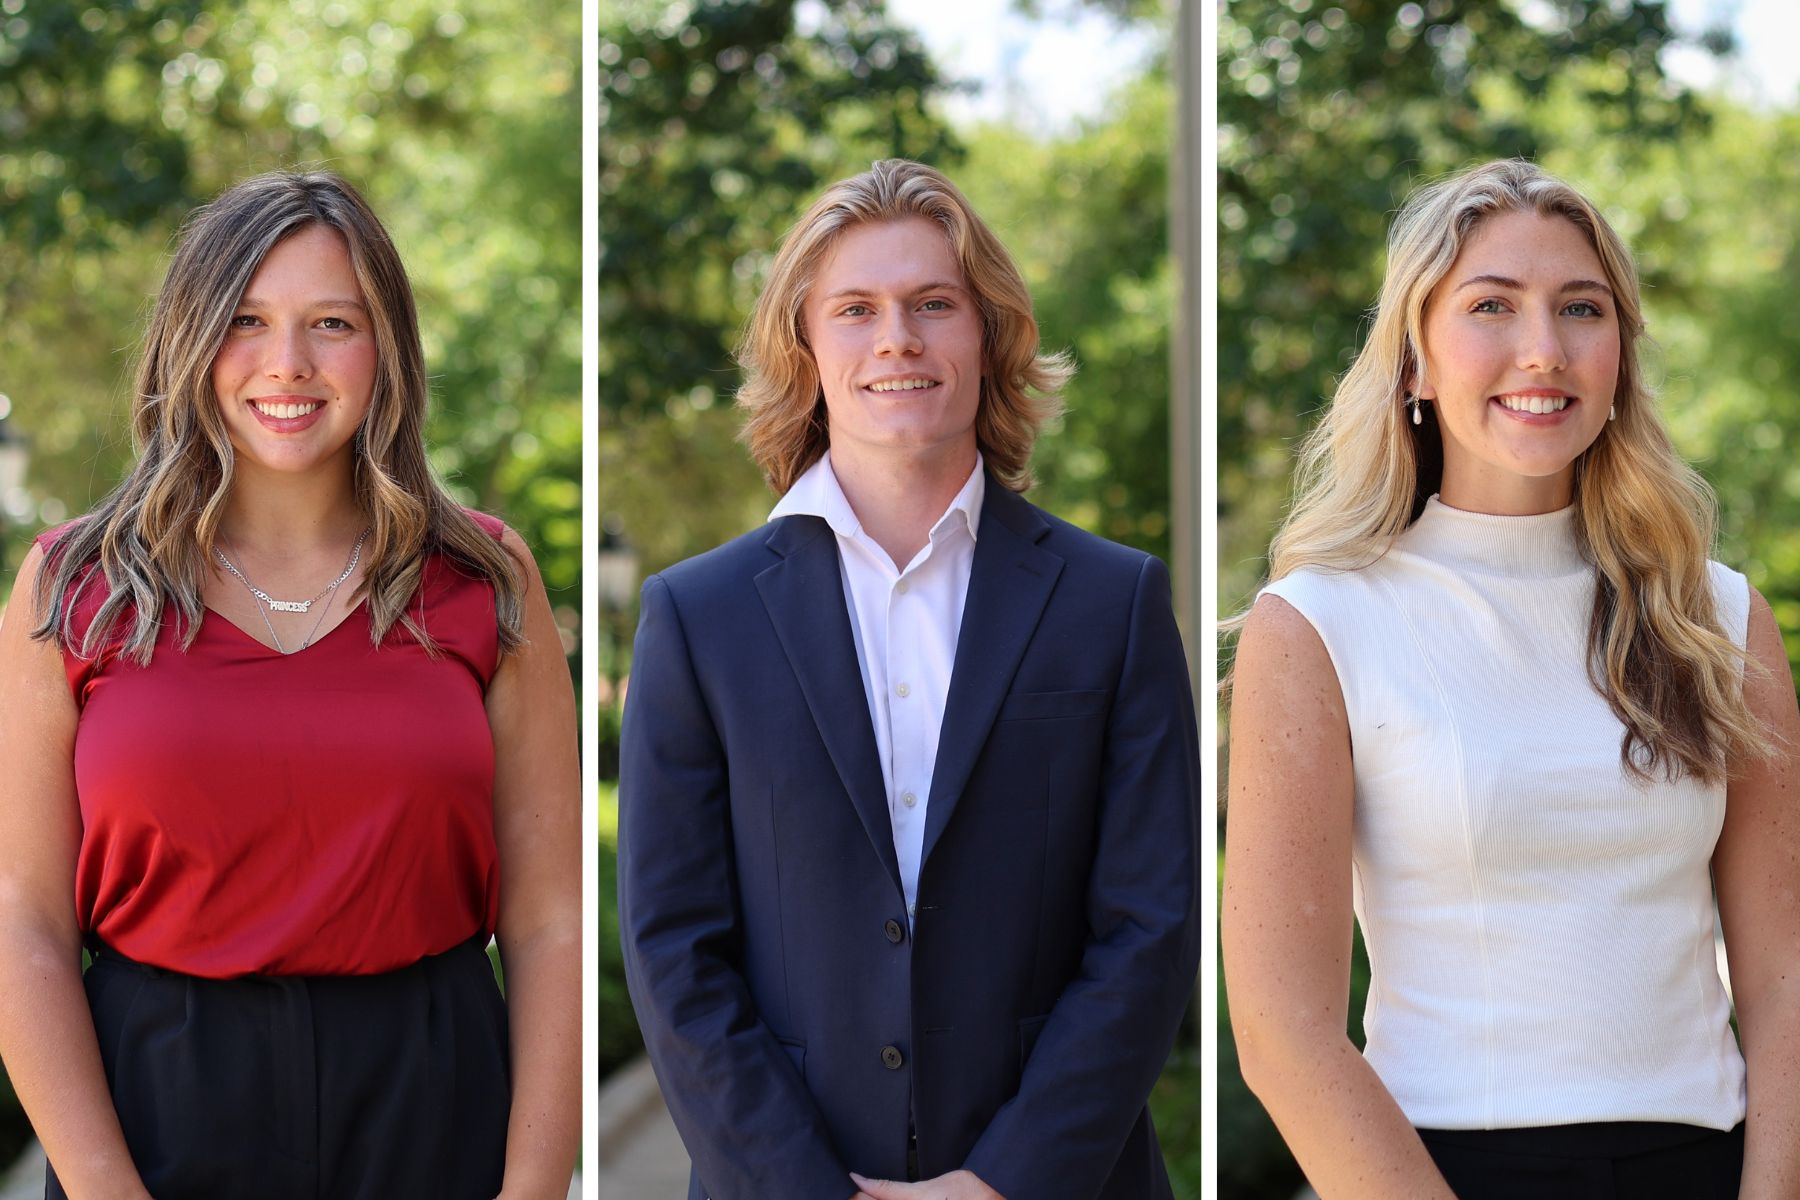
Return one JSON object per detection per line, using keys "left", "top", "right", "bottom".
{"left": 618, "top": 159, "right": 1201, "bottom": 1200}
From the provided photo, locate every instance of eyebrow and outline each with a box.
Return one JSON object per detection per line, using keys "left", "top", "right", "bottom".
{"left": 819, "top": 279, "right": 969, "bottom": 302}
{"left": 237, "top": 297, "right": 371, "bottom": 313}
{"left": 1451, "top": 273, "right": 1613, "bottom": 297}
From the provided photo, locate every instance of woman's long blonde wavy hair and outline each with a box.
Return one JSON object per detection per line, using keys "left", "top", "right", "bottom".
{"left": 737, "top": 158, "right": 1072, "bottom": 494}
{"left": 32, "top": 170, "right": 524, "bottom": 662}
{"left": 1258, "top": 159, "right": 1765, "bottom": 783}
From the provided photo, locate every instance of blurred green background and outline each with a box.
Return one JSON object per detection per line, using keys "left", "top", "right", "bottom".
{"left": 595, "top": 0, "right": 1201, "bottom": 1194}
{"left": 0, "top": 0, "right": 578, "bottom": 1167}
{"left": 1218, "top": 1, "right": 1800, "bottom": 1196}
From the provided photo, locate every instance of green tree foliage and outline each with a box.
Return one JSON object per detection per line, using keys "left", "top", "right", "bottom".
{"left": 959, "top": 58, "right": 1175, "bottom": 560}
{"left": 0, "top": 0, "right": 581, "bottom": 647}
{"left": 1604, "top": 102, "right": 1800, "bottom": 678}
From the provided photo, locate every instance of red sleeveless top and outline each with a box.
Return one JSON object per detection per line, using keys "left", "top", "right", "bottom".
{"left": 37, "top": 513, "right": 505, "bottom": 979}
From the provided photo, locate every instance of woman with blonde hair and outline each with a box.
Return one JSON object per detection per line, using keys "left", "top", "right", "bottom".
{"left": 0, "top": 170, "right": 579, "bottom": 1199}
{"left": 1223, "top": 159, "right": 1800, "bottom": 1197}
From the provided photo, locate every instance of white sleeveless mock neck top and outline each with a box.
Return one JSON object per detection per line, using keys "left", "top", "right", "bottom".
{"left": 1262, "top": 496, "right": 1749, "bottom": 1131}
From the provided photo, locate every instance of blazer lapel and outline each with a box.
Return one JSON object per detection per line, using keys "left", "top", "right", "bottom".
{"left": 920, "top": 484, "right": 1063, "bottom": 867}
{"left": 755, "top": 515, "right": 903, "bottom": 894}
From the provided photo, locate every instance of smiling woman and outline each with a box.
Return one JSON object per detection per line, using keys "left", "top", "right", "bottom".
{"left": 1222, "top": 160, "right": 1800, "bottom": 1199}
{"left": 211, "top": 224, "right": 377, "bottom": 476}
{"left": 0, "top": 171, "right": 581, "bottom": 1200}
{"left": 1414, "top": 209, "right": 1622, "bottom": 513}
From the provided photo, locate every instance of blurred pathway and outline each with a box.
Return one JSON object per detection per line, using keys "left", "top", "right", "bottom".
{"left": 0, "top": 1142, "right": 42, "bottom": 1200}
{"left": 596, "top": 1056, "right": 690, "bottom": 1200}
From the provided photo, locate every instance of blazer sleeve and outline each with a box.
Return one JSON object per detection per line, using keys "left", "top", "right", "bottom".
{"left": 961, "top": 554, "right": 1203, "bottom": 1198}
{"left": 617, "top": 572, "right": 853, "bottom": 1200}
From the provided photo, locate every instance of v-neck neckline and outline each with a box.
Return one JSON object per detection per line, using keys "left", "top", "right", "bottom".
{"left": 200, "top": 598, "right": 370, "bottom": 657}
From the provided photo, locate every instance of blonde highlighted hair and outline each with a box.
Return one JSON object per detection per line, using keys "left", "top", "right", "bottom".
{"left": 33, "top": 169, "right": 524, "bottom": 662}
{"left": 1259, "top": 159, "right": 1765, "bottom": 783}
{"left": 736, "top": 158, "right": 1071, "bottom": 494}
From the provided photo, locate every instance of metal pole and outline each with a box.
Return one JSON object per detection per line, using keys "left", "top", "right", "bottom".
{"left": 0, "top": 398, "right": 29, "bottom": 584}
{"left": 1170, "top": 0, "right": 1203, "bottom": 703}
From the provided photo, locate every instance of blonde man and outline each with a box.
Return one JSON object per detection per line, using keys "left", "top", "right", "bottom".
{"left": 619, "top": 160, "right": 1202, "bottom": 1200}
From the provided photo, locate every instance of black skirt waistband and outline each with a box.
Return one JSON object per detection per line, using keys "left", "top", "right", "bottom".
{"left": 1417, "top": 1120, "right": 1735, "bottom": 1160}
{"left": 84, "top": 934, "right": 492, "bottom": 981}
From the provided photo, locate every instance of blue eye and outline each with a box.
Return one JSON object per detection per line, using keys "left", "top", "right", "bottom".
{"left": 1564, "top": 300, "right": 1604, "bottom": 318}
{"left": 1470, "top": 298, "right": 1508, "bottom": 314}
{"left": 841, "top": 304, "right": 871, "bottom": 317}
{"left": 920, "top": 299, "right": 949, "bottom": 311}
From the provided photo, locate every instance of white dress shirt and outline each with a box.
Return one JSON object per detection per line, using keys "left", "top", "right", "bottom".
{"left": 768, "top": 451, "right": 984, "bottom": 921}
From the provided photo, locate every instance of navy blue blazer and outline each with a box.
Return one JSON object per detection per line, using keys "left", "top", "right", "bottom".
{"left": 618, "top": 479, "right": 1201, "bottom": 1200}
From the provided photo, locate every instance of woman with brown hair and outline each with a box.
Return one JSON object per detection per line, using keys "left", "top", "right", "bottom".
{"left": 1223, "top": 160, "right": 1800, "bottom": 1197}
{"left": 0, "top": 171, "right": 579, "bottom": 1199}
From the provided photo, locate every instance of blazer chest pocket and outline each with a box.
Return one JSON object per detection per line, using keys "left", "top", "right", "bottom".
{"left": 998, "top": 689, "right": 1109, "bottom": 723}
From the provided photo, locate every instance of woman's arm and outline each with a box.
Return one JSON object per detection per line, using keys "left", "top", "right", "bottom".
{"left": 1222, "top": 595, "right": 1456, "bottom": 1200}
{"left": 484, "top": 530, "right": 581, "bottom": 1200}
{"left": 0, "top": 546, "right": 151, "bottom": 1200}
{"left": 1714, "top": 588, "right": 1800, "bottom": 1200}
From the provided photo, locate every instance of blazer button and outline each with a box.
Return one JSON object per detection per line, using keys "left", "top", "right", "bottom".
{"left": 881, "top": 1045, "right": 904, "bottom": 1070}
{"left": 884, "top": 919, "right": 904, "bottom": 944}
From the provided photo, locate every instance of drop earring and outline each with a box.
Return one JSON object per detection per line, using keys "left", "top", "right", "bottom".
{"left": 1609, "top": 404, "right": 1616, "bottom": 421}
{"left": 1409, "top": 396, "right": 1423, "bottom": 426}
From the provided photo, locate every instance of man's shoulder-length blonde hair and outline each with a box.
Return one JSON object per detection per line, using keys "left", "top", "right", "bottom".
{"left": 736, "top": 158, "right": 1071, "bottom": 495}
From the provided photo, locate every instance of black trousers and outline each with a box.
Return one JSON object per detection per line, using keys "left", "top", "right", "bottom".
{"left": 1419, "top": 1121, "right": 1745, "bottom": 1199}
{"left": 47, "top": 937, "right": 510, "bottom": 1200}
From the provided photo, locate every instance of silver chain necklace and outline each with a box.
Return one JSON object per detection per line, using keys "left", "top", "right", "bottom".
{"left": 215, "top": 528, "right": 370, "bottom": 654}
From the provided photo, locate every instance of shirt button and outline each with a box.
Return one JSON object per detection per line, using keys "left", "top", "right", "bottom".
{"left": 896, "top": 579, "right": 909, "bottom": 595}
{"left": 901, "top": 791, "right": 917, "bottom": 808}
{"left": 881, "top": 1045, "right": 904, "bottom": 1070}
{"left": 895, "top": 682, "right": 910, "bottom": 698}
{"left": 884, "top": 919, "right": 904, "bottom": 944}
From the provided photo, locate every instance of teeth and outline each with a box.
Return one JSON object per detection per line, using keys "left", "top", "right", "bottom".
{"left": 1499, "top": 394, "right": 1569, "bottom": 414}
{"left": 254, "top": 401, "right": 320, "bottom": 419}
{"left": 867, "top": 379, "right": 938, "bottom": 392}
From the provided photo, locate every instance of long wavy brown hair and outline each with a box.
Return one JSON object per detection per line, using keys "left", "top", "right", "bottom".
{"left": 737, "top": 158, "right": 1072, "bottom": 494}
{"left": 1250, "top": 159, "right": 1767, "bottom": 783}
{"left": 33, "top": 169, "right": 524, "bottom": 662}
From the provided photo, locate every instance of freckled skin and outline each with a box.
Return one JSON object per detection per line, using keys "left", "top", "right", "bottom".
{"left": 1223, "top": 595, "right": 1458, "bottom": 1199}
{"left": 1713, "top": 590, "right": 1800, "bottom": 1198}
{"left": 1226, "top": 586, "right": 1800, "bottom": 1197}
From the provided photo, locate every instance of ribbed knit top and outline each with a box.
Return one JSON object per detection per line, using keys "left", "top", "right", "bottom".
{"left": 1262, "top": 497, "right": 1749, "bottom": 1131}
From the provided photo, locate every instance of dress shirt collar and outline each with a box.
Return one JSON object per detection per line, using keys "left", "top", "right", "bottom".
{"left": 770, "top": 451, "right": 985, "bottom": 546}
